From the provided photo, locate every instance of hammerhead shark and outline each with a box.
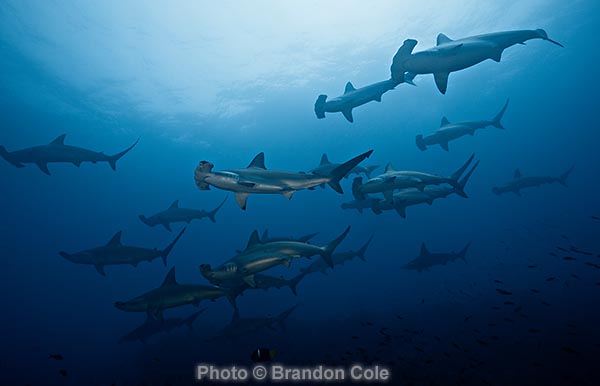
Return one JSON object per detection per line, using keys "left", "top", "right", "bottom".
{"left": 59, "top": 228, "right": 186, "bottom": 276}
{"left": 390, "top": 29, "right": 563, "bottom": 94}
{"left": 0, "top": 134, "right": 139, "bottom": 175}
{"left": 200, "top": 226, "right": 350, "bottom": 288}
{"left": 119, "top": 309, "right": 206, "bottom": 344}
{"left": 114, "top": 267, "right": 237, "bottom": 318}
{"left": 139, "top": 197, "right": 227, "bottom": 231}
{"left": 194, "top": 150, "right": 373, "bottom": 210}
{"left": 417, "top": 99, "right": 509, "bottom": 151}
{"left": 208, "top": 305, "right": 300, "bottom": 341}
{"left": 314, "top": 44, "right": 416, "bottom": 122}
{"left": 492, "top": 167, "right": 574, "bottom": 196}
{"left": 403, "top": 242, "right": 471, "bottom": 271}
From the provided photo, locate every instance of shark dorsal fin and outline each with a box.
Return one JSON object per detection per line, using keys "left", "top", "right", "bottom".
{"left": 320, "top": 153, "right": 330, "bottom": 165}
{"left": 344, "top": 82, "right": 356, "bottom": 94}
{"left": 169, "top": 200, "right": 179, "bottom": 209}
{"left": 261, "top": 229, "right": 269, "bottom": 242}
{"left": 437, "top": 33, "right": 453, "bottom": 45}
{"left": 50, "top": 134, "right": 67, "bottom": 145}
{"left": 247, "top": 153, "right": 266, "bottom": 169}
{"left": 441, "top": 117, "right": 450, "bottom": 126}
{"left": 231, "top": 307, "right": 240, "bottom": 323}
{"left": 106, "top": 231, "right": 123, "bottom": 246}
{"left": 161, "top": 267, "right": 178, "bottom": 287}
{"left": 514, "top": 169, "right": 522, "bottom": 179}
{"left": 385, "top": 163, "right": 396, "bottom": 173}
{"left": 420, "top": 242, "right": 430, "bottom": 256}
{"left": 246, "top": 230, "right": 261, "bottom": 249}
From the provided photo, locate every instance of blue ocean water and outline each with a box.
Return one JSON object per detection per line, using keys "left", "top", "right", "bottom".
{"left": 1, "top": 1, "right": 599, "bottom": 385}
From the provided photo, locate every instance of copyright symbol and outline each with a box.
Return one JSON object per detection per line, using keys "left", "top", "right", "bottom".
{"left": 253, "top": 365, "right": 267, "bottom": 380}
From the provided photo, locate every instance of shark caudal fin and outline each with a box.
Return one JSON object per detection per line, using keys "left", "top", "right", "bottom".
{"left": 108, "top": 138, "right": 139, "bottom": 171}
{"left": 352, "top": 177, "right": 366, "bottom": 200}
{"left": 314, "top": 95, "right": 327, "bottom": 119}
{"left": 320, "top": 226, "right": 351, "bottom": 268}
{"left": 458, "top": 242, "right": 471, "bottom": 262}
{"left": 390, "top": 39, "right": 418, "bottom": 82}
{"left": 415, "top": 134, "right": 427, "bottom": 151}
{"left": 557, "top": 165, "right": 574, "bottom": 187}
{"left": 356, "top": 235, "right": 374, "bottom": 262}
{"left": 185, "top": 309, "right": 207, "bottom": 330}
{"left": 455, "top": 160, "right": 479, "bottom": 198}
{"left": 491, "top": 99, "right": 510, "bottom": 129}
{"left": 160, "top": 227, "right": 186, "bottom": 265}
{"left": 287, "top": 272, "right": 307, "bottom": 296}
{"left": 450, "top": 154, "right": 475, "bottom": 198}
{"left": 535, "top": 29, "right": 564, "bottom": 47}
{"left": 277, "top": 304, "right": 300, "bottom": 330}
{"left": 207, "top": 196, "right": 227, "bottom": 223}
{"left": 327, "top": 150, "right": 373, "bottom": 193}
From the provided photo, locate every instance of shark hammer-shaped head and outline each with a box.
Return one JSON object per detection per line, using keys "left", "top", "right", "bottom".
{"left": 194, "top": 161, "right": 214, "bottom": 190}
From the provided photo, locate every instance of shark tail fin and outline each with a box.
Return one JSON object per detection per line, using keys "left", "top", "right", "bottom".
{"left": 0, "top": 145, "right": 24, "bottom": 168}
{"left": 314, "top": 95, "right": 327, "bottom": 119}
{"left": 320, "top": 226, "right": 351, "bottom": 268}
{"left": 357, "top": 235, "right": 374, "bottom": 261}
{"left": 160, "top": 227, "right": 186, "bottom": 265}
{"left": 491, "top": 99, "right": 510, "bottom": 129}
{"left": 390, "top": 39, "right": 418, "bottom": 82}
{"left": 287, "top": 272, "right": 307, "bottom": 296}
{"left": 108, "top": 138, "right": 139, "bottom": 171}
{"left": 456, "top": 160, "right": 479, "bottom": 198}
{"left": 416, "top": 134, "right": 427, "bottom": 151}
{"left": 327, "top": 150, "right": 373, "bottom": 193}
{"left": 208, "top": 196, "right": 227, "bottom": 223}
{"left": 277, "top": 304, "right": 300, "bottom": 330}
{"left": 459, "top": 242, "right": 471, "bottom": 262}
{"left": 450, "top": 154, "right": 475, "bottom": 198}
{"left": 185, "top": 308, "right": 207, "bottom": 330}
{"left": 557, "top": 165, "right": 574, "bottom": 187}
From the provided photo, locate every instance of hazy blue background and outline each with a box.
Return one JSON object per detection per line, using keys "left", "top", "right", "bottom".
{"left": 1, "top": 1, "right": 599, "bottom": 385}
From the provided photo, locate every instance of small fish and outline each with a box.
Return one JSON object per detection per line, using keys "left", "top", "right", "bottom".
{"left": 496, "top": 288, "right": 512, "bottom": 295}
{"left": 530, "top": 289, "right": 540, "bottom": 294}
{"left": 560, "top": 235, "right": 569, "bottom": 240}
{"left": 562, "top": 256, "right": 576, "bottom": 261}
{"left": 58, "top": 369, "right": 68, "bottom": 377}
{"left": 464, "top": 315, "right": 472, "bottom": 322}
{"left": 592, "top": 216, "right": 600, "bottom": 220}
{"left": 251, "top": 348, "right": 276, "bottom": 363}
{"left": 528, "top": 328, "right": 541, "bottom": 333}
{"left": 351, "top": 336, "right": 359, "bottom": 340}
{"left": 514, "top": 305, "right": 522, "bottom": 313}
{"left": 48, "top": 354, "right": 63, "bottom": 361}
{"left": 476, "top": 339, "right": 488, "bottom": 347}
{"left": 570, "top": 274, "right": 580, "bottom": 279}
{"left": 527, "top": 265, "right": 537, "bottom": 268}
{"left": 541, "top": 300, "right": 551, "bottom": 306}
{"left": 585, "top": 262, "right": 600, "bottom": 269}
{"left": 494, "top": 280, "right": 504, "bottom": 284}
{"left": 561, "top": 346, "right": 578, "bottom": 355}
{"left": 488, "top": 323, "right": 497, "bottom": 327}
{"left": 546, "top": 277, "right": 556, "bottom": 282}
{"left": 504, "top": 301, "right": 515, "bottom": 305}
{"left": 557, "top": 247, "right": 569, "bottom": 252}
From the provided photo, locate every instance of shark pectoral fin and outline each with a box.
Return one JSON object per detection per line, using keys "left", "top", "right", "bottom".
{"left": 282, "top": 190, "right": 294, "bottom": 200}
{"left": 468, "top": 128, "right": 475, "bottom": 136}
{"left": 433, "top": 73, "right": 449, "bottom": 95}
{"left": 342, "top": 109, "right": 354, "bottom": 123}
{"left": 36, "top": 162, "right": 51, "bottom": 175}
{"left": 234, "top": 192, "right": 250, "bottom": 210}
{"left": 395, "top": 206, "right": 407, "bottom": 218}
{"left": 375, "top": 94, "right": 382, "bottom": 102}
{"left": 131, "top": 262, "right": 138, "bottom": 267}
{"left": 490, "top": 49, "right": 503, "bottom": 62}
{"left": 95, "top": 265, "right": 106, "bottom": 276}
{"left": 282, "top": 258, "right": 292, "bottom": 267}
{"left": 163, "top": 223, "right": 172, "bottom": 232}
{"left": 383, "top": 190, "right": 394, "bottom": 203}
{"left": 440, "top": 142, "right": 449, "bottom": 151}
{"left": 242, "top": 275, "right": 256, "bottom": 288}
{"left": 73, "top": 161, "right": 81, "bottom": 167}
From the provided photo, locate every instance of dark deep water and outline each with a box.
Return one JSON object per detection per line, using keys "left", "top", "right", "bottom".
{"left": 1, "top": 1, "right": 600, "bottom": 385}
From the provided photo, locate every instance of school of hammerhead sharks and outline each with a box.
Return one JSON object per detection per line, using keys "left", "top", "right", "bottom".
{"left": 1, "top": 28, "right": 572, "bottom": 341}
